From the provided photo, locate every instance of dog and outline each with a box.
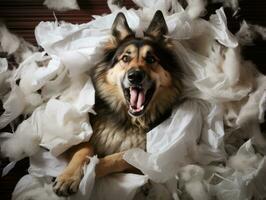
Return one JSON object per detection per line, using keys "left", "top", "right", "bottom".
{"left": 53, "top": 10, "right": 183, "bottom": 196}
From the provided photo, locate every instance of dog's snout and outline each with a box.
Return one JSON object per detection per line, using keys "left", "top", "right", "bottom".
{"left": 127, "top": 69, "right": 145, "bottom": 85}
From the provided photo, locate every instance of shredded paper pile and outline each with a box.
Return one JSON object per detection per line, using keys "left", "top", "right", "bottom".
{"left": 1, "top": 0, "right": 266, "bottom": 199}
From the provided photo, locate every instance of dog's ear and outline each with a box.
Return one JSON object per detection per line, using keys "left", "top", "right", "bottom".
{"left": 112, "top": 12, "right": 133, "bottom": 41}
{"left": 145, "top": 10, "right": 168, "bottom": 40}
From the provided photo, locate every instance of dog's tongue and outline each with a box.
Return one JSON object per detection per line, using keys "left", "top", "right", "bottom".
{"left": 130, "top": 88, "right": 145, "bottom": 110}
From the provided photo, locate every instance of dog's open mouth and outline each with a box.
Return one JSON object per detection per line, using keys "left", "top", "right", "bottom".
{"left": 124, "top": 84, "right": 156, "bottom": 117}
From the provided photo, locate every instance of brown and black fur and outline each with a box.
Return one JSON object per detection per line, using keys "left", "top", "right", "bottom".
{"left": 53, "top": 10, "right": 183, "bottom": 196}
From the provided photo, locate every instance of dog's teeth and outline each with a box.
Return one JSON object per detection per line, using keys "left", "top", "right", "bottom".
{"left": 140, "top": 105, "right": 144, "bottom": 110}
{"left": 130, "top": 105, "right": 135, "bottom": 112}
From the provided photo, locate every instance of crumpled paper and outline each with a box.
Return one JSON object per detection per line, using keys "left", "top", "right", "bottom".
{"left": 0, "top": 23, "right": 37, "bottom": 63}
{"left": 178, "top": 165, "right": 210, "bottom": 200}
{"left": 0, "top": 24, "right": 38, "bottom": 129}
{"left": 1, "top": 75, "right": 94, "bottom": 160}
{"left": 1, "top": 0, "right": 266, "bottom": 199}
{"left": 124, "top": 100, "right": 226, "bottom": 183}
{"left": 43, "top": 0, "right": 80, "bottom": 12}
{"left": 0, "top": 85, "right": 26, "bottom": 129}
{"left": 210, "top": 140, "right": 266, "bottom": 200}
{"left": 13, "top": 154, "right": 147, "bottom": 200}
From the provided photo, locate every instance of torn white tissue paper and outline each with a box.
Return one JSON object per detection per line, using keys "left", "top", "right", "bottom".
{"left": 28, "top": 154, "right": 99, "bottom": 200}
{"left": 34, "top": 10, "right": 139, "bottom": 55}
{"left": 193, "top": 104, "right": 226, "bottom": 165}
{"left": 0, "top": 57, "right": 11, "bottom": 97}
{"left": 124, "top": 100, "right": 226, "bottom": 184}
{"left": 41, "top": 67, "right": 69, "bottom": 100}
{"left": 194, "top": 46, "right": 253, "bottom": 102}
{"left": 2, "top": 161, "right": 17, "bottom": 177}
{"left": 13, "top": 155, "right": 147, "bottom": 200}
{"left": 227, "top": 140, "right": 263, "bottom": 174}
{"left": 72, "top": 156, "right": 99, "bottom": 200}
{"left": 1, "top": 75, "right": 95, "bottom": 159}
{"left": 0, "top": 57, "right": 8, "bottom": 73}
{"left": 211, "top": 140, "right": 266, "bottom": 200}
{"left": 164, "top": 178, "right": 180, "bottom": 200}
{"left": 58, "top": 74, "right": 95, "bottom": 113}
{"left": 0, "top": 24, "right": 37, "bottom": 63}
{"left": 1, "top": 108, "right": 42, "bottom": 161}
{"left": 0, "top": 24, "right": 20, "bottom": 54}
{"left": 250, "top": 122, "right": 266, "bottom": 155}
{"left": 40, "top": 75, "right": 94, "bottom": 156}
{"left": 73, "top": 77, "right": 95, "bottom": 114}
{"left": 107, "top": 0, "right": 123, "bottom": 12}
{"left": 29, "top": 150, "right": 68, "bottom": 178}
{"left": 12, "top": 175, "right": 64, "bottom": 200}
{"left": 0, "top": 26, "right": 37, "bottom": 112}
{"left": 248, "top": 157, "right": 266, "bottom": 199}
{"left": 0, "top": 133, "right": 18, "bottom": 176}
{"left": 38, "top": 98, "right": 93, "bottom": 157}
{"left": 91, "top": 173, "right": 148, "bottom": 200}
{"left": 0, "top": 85, "right": 26, "bottom": 129}
{"left": 43, "top": 0, "right": 80, "bottom": 12}
{"left": 59, "top": 50, "right": 96, "bottom": 77}
{"left": 15, "top": 37, "right": 37, "bottom": 64}
{"left": 236, "top": 74, "right": 266, "bottom": 126}
{"left": 124, "top": 100, "right": 204, "bottom": 183}
{"left": 132, "top": 0, "right": 184, "bottom": 15}
{"left": 185, "top": 0, "right": 207, "bottom": 19}
{"left": 1, "top": 52, "right": 65, "bottom": 117}
{"left": 170, "top": 8, "right": 238, "bottom": 58}
{"left": 35, "top": 9, "right": 139, "bottom": 76}
{"left": 213, "top": 172, "right": 251, "bottom": 200}
{"left": 259, "top": 91, "right": 266, "bottom": 123}
{"left": 16, "top": 53, "right": 63, "bottom": 95}
{"left": 179, "top": 165, "right": 210, "bottom": 200}
{"left": 209, "top": 8, "right": 238, "bottom": 48}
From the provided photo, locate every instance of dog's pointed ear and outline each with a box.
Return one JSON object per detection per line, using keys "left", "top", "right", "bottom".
{"left": 145, "top": 10, "right": 168, "bottom": 40}
{"left": 112, "top": 12, "right": 133, "bottom": 41}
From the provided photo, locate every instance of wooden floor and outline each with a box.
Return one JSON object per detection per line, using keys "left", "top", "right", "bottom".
{"left": 0, "top": 0, "right": 266, "bottom": 199}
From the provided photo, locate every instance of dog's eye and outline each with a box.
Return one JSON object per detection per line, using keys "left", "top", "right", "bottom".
{"left": 122, "top": 55, "right": 130, "bottom": 63}
{"left": 145, "top": 56, "right": 155, "bottom": 64}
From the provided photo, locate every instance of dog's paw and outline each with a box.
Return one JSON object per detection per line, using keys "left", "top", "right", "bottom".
{"left": 53, "top": 168, "right": 83, "bottom": 196}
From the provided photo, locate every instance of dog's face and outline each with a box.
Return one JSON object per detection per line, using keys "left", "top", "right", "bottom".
{"left": 94, "top": 11, "right": 182, "bottom": 120}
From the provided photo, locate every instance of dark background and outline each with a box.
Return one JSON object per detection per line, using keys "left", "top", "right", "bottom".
{"left": 0, "top": 0, "right": 265, "bottom": 199}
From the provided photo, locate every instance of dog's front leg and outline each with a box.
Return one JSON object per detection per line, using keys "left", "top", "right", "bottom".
{"left": 95, "top": 152, "right": 140, "bottom": 177}
{"left": 53, "top": 142, "right": 94, "bottom": 196}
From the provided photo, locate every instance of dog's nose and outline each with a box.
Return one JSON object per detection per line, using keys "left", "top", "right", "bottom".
{"left": 127, "top": 69, "right": 145, "bottom": 84}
